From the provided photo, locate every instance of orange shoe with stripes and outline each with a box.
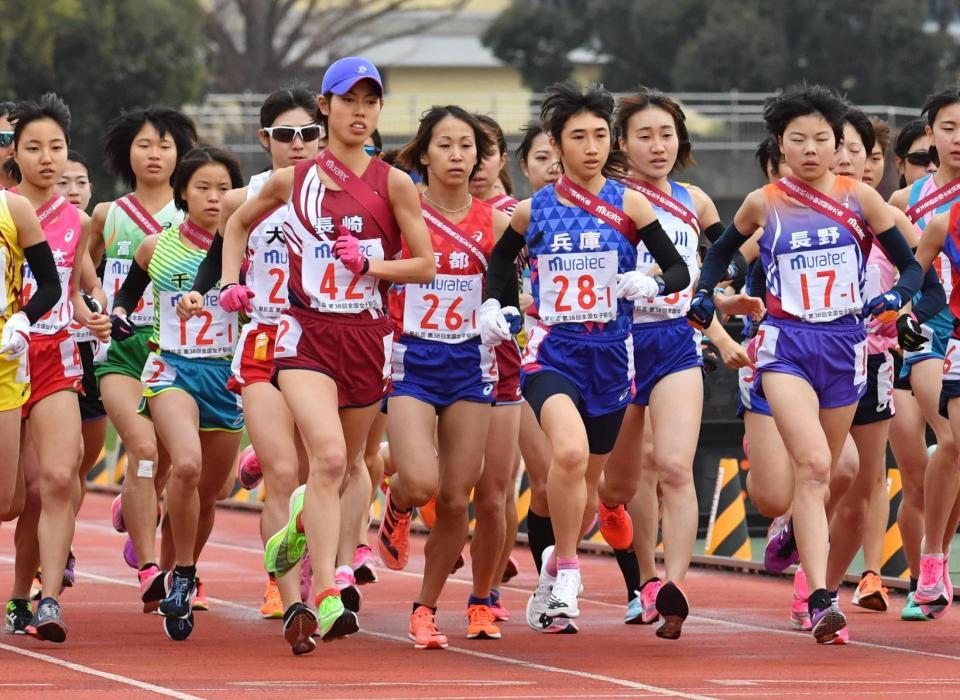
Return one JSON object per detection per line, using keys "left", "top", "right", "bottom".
{"left": 851, "top": 571, "right": 889, "bottom": 612}
{"left": 466, "top": 604, "right": 501, "bottom": 639}
{"left": 418, "top": 493, "right": 438, "bottom": 529}
{"left": 377, "top": 488, "right": 412, "bottom": 570}
{"left": 409, "top": 605, "right": 448, "bottom": 650}
{"left": 598, "top": 503, "right": 633, "bottom": 550}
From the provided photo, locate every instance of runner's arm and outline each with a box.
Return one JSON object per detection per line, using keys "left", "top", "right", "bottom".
{"left": 222, "top": 168, "right": 291, "bottom": 286}
{"left": 113, "top": 236, "right": 157, "bottom": 315}
{"left": 8, "top": 194, "right": 60, "bottom": 324}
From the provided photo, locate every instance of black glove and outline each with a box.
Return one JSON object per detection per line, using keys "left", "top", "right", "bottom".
{"left": 110, "top": 312, "right": 136, "bottom": 341}
{"left": 896, "top": 313, "right": 926, "bottom": 352}
{"left": 701, "top": 340, "right": 721, "bottom": 374}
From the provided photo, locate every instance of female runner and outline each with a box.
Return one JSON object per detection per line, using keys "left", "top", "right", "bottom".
{"left": 483, "top": 81, "right": 689, "bottom": 629}
{"left": 181, "top": 89, "right": 320, "bottom": 633}
{"left": 90, "top": 107, "right": 196, "bottom": 608}
{"left": 112, "top": 146, "right": 244, "bottom": 641}
{"left": 888, "top": 88, "right": 960, "bottom": 618}
{"left": 689, "top": 85, "right": 923, "bottom": 643}
{"left": 220, "top": 57, "right": 434, "bottom": 652}
{"left": 0, "top": 102, "right": 16, "bottom": 191}
{"left": 6, "top": 95, "right": 111, "bottom": 641}
{"left": 378, "top": 106, "right": 505, "bottom": 647}
{"left": 602, "top": 87, "right": 756, "bottom": 638}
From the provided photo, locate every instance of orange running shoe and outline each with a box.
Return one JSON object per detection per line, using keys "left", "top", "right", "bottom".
{"left": 418, "top": 493, "right": 438, "bottom": 529}
{"left": 377, "top": 488, "right": 412, "bottom": 570}
{"left": 851, "top": 571, "right": 889, "bottom": 612}
{"left": 260, "top": 577, "right": 284, "bottom": 619}
{"left": 466, "top": 604, "right": 501, "bottom": 639}
{"left": 598, "top": 503, "right": 634, "bottom": 550}
{"left": 192, "top": 579, "right": 209, "bottom": 611}
{"left": 409, "top": 605, "right": 448, "bottom": 649}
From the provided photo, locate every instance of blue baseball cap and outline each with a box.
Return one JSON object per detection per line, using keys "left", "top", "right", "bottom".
{"left": 321, "top": 57, "right": 383, "bottom": 96}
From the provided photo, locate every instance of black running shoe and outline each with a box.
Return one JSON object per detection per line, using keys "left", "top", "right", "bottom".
{"left": 5, "top": 598, "right": 31, "bottom": 634}
{"left": 159, "top": 571, "right": 196, "bottom": 619}
{"left": 283, "top": 603, "right": 318, "bottom": 655}
{"left": 163, "top": 611, "right": 194, "bottom": 641}
{"left": 27, "top": 597, "right": 67, "bottom": 643}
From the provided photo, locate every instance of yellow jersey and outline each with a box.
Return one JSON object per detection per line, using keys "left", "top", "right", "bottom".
{"left": 0, "top": 190, "right": 24, "bottom": 334}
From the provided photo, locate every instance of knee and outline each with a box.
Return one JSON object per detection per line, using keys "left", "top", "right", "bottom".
{"left": 654, "top": 455, "right": 693, "bottom": 491}
{"left": 473, "top": 488, "right": 505, "bottom": 522}
{"left": 308, "top": 447, "right": 347, "bottom": 484}
{"left": 124, "top": 434, "right": 158, "bottom": 463}
{"left": 170, "top": 457, "right": 203, "bottom": 490}
{"left": 41, "top": 465, "right": 77, "bottom": 502}
{"left": 794, "top": 451, "right": 832, "bottom": 486}
{"left": 403, "top": 475, "right": 438, "bottom": 507}
{"left": 552, "top": 442, "right": 588, "bottom": 476}
{"left": 266, "top": 467, "right": 300, "bottom": 503}
{"left": 436, "top": 489, "right": 470, "bottom": 519}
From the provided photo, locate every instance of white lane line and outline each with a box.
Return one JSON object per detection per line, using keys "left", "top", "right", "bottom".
{"left": 361, "top": 629, "right": 716, "bottom": 699}
{"left": 0, "top": 642, "right": 203, "bottom": 699}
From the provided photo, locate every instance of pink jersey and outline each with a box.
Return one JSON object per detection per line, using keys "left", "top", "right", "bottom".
{"left": 23, "top": 195, "right": 80, "bottom": 335}
{"left": 388, "top": 197, "right": 494, "bottom": 343}
{"left": 863, "top": 243, "right": 897, "bottom": 354}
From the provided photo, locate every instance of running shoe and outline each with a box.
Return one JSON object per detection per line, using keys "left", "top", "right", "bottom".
{"left": 545, "top": 568, "right": 581, "bottom": 619}
{"left": 945, "top": 552, "right": 953, "bottom": 602}
{"left": 490, "top": 590, "right": 510, "bottom": 621}
{"left": 655, "top": 581, "right": 689, "bottom": 640}
{"left": 901, "top": 592, "right": 929, "bottom": 621}
{"left": 851, "top": 571, "right": 889, "bottom": 612}
{"left": 260, "top": 577, "right": 284, "bottom": 619}
{"left": 123, "top": 537, "right": 138, "bottom": 569}
{"left": 764, "top": 515, "right": 799, "bottom": 573}
{"left": 418, "top": 493, "right": 437, "bottom": 529}
{"left": 300, "top": 549, "right": 313, "bottom": 603}
{"left": 316, "top": 593, "right": 358, "bottom": 642}
{"left": 598, "top": 503, "right": 634, "bottom": 550}
{"left": 30, "top": 574, "right": 41, "bottom": 602}
{"left": 163, "top": 611, "right": 194, "bottom": 641}
{"left": 915, "top": 554, "right": 950, "bottom": 619}
{"left": 451, "top": 553, "right": 465, "bottom": 574}
{"left": 790, "top": 565, "right": 812, "bottom": 631}
{"left": 524, "top": 546, "right": 577, "bottom": 634}
{"left": 237, "top": 445, "right": 263, "bottom": 490}
{"left": 264, "top": 485, "right": 307, "bottom": 576}
{"left": 377, "top": 488, "right": 412, "bottom": 570}
{"left": 353, "top": 544, "right": 378, "bottom": 584}
{"left": 409, "top": 605, "right": 448, "bottom": 650}
{"left": 811, "top": 603, "right": 847, "bottom": 644}
{"left": 111, "top": 494, "right": 126, "bottom": 533}
{"left": 627, "top": 578, "right": 662, "bottom": 625}
{"left": 192, "top": 579, "right": 209, "bottom": 611}
{"left": 139, "top": 565, "right": 166, "bottom": 613}
{"left": 283, "top": 602, "right": 318, "bottom": 655}
{"left": 160, "top": 571, "right": 196, "bottom": 622}
{"left": 5, "top": 599, "right": 31, "bottom": 634}
{"left": 26, "top": 597, "right": 66, "bottom": 643}
{"left": 501, "top": 556, "right": 519, "bottom": 584}
{"left": 61, "top": 550, "right": 76, "bottom": 590}
{"left": 335, "top": 568, "right": 361, "bottom": 614}
{"left": 466, "top": 604, "right": 501, "bottom": 639}
{"left": 624, "top": 596, "right": 643, "bottom": 624}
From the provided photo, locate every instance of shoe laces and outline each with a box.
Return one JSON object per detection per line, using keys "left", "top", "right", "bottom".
{"left": 920, "top": 556, "right": 944, "bottom": 585}
{"left": 169, "top": 574, "right": 194, "bottom": 606}
{"left": 467, "top": 604, "right": 495, "bottom": 626}
{"left": 413, "top": 607, "right": 441, "bottom": 635}
{"left": 551, "top": 570, "right": 580, "bottom": 602}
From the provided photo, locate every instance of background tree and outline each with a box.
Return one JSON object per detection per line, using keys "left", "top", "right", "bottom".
{"left": 0, "top": 0, "right": 206, "bottom": 200}
{"left": 205, "top": 0, "right": 470, "bottom": 92}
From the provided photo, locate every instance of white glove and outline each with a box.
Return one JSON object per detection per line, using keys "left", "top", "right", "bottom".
{"left": 615, "top": 272, "right": 661, "bottom": 301}
{"left": 479, "top": 299, "right": 515, "bottom": 347}
{"left": 0, "top": 312, "right": 31, "bottom": 359}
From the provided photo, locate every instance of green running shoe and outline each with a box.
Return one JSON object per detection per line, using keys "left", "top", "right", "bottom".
{"left": 264, "top": 485, "right": 307, "bottom": 576}
{"left": 317, "top": 593, "right": 359, "bottom": 642}
{"left": 901, "top": 591, "right": 929, "bottom": 621}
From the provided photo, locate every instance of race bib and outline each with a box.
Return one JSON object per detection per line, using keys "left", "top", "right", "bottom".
{"left": 158, "top": 290, "right": 237, "bottom": 358}
{"left": 633, "top": 247, "right": 697, "bottom": 320}
{"left": 934, "top": 253, "right": 954, "bottom": 301}
{"left": 302, "top": 238, "right": 384, "bottom": 313}
{"left": 23, "top": 264, "right": 72, "bottom": 334}
{"left": 248, "top": 246, "right": 289, "bottom": 317}
{"left": 537, "top": 251, "right": 617, "bottom": 324}
{"left": 403, "top": 273, "right": 482, "bottom": 342}
{"left": 777, "top": 244, "right": 862, "bottom": 322}
{"left": 104, "top": 257, "right": 154, "bottom": 326}
{"left": 69, "top": 318, "right": 95, "bottom": 344}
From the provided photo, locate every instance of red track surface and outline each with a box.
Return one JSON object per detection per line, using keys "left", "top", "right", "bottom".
{"left": 2, "top": 492, "right": 959, "bottom": 699}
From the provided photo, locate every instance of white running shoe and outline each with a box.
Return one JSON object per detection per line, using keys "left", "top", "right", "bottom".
{"left": 545, "top": 568, "right": 581, "bottom": 619}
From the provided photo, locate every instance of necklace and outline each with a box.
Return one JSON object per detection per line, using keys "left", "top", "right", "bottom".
{"left": 423, "top": 191, "right": 472, "bottom": 214}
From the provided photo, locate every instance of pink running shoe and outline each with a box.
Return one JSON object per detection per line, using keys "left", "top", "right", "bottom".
{"left": 945, "top": 552, "right": 953, "bottom": 602}
{"left": 490, "top": 597, "right": 511, "bottom": 621}
{"left": 300, "top": 550, "right": 313, "bottom": 603}
{"left": 139, "top": 565, "right": 166, "bottom": 613}
{"left": 111, "top": 495, "right": 126, "bottom": 533}
{"left": 353, "top": 544, "right": 378, "bottom": 585}
{"left": 237, "top": 446, "right": 263, "bottom": 490}
{"left": 915, "top": 553, "right": 949, "bottom": 619}
{"left": 335, "top": 567, "right": 361, "bottom": 614}
{"left": 501, "top": 556, "right": 520, "bottom": 584}
{"left": 638, "top": 578, "right": 662, "bottom": 625}
{"left": 790, "top": 565, "right": 812, "bottom": 631}
{"left": 123, "top": 537, "right": 139, "bottom": 569}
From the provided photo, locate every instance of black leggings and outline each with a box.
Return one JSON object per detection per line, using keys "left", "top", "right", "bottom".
{"left": 524, "top": 371, "right": 626, "bottom": 454}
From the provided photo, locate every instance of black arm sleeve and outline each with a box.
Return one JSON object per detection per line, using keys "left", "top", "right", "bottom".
{"left": 637, "top": 218, "right": 689, "bottom": 294}
{"left": 486, "top": 226, "right": 527, "bottom": 303}
{"left": 189, "top": 233, "right": 223, "bottom": 296}
{"left": 913, "top": 265, "right": 947, "bottom": 323}
{"left": 21, "top": 242, "right": 61, "bottom": 325}
{"left": 875, "top": 226, "right": 923, "bottom": 301}
{"left": 696, "top": 222, "right": 750, "bottom": 293}
{"left": 748, "top": 260, "right": 767, "bottom": 300}
{"left": 113, "top": 260, "right": 151, "bottom": 314}
{"left": 703, "top": 221, "right": 725, "bottom": 244}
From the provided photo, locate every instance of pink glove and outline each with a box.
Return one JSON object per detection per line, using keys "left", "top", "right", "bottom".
{"left": 867, "top": 315, "right": 899, "bottom": 340}
{"left": 333, "top": 227, "right": 368, "bottom": 275}
{"left": 219, "top": 283, "right": 255, "bottom": 313}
